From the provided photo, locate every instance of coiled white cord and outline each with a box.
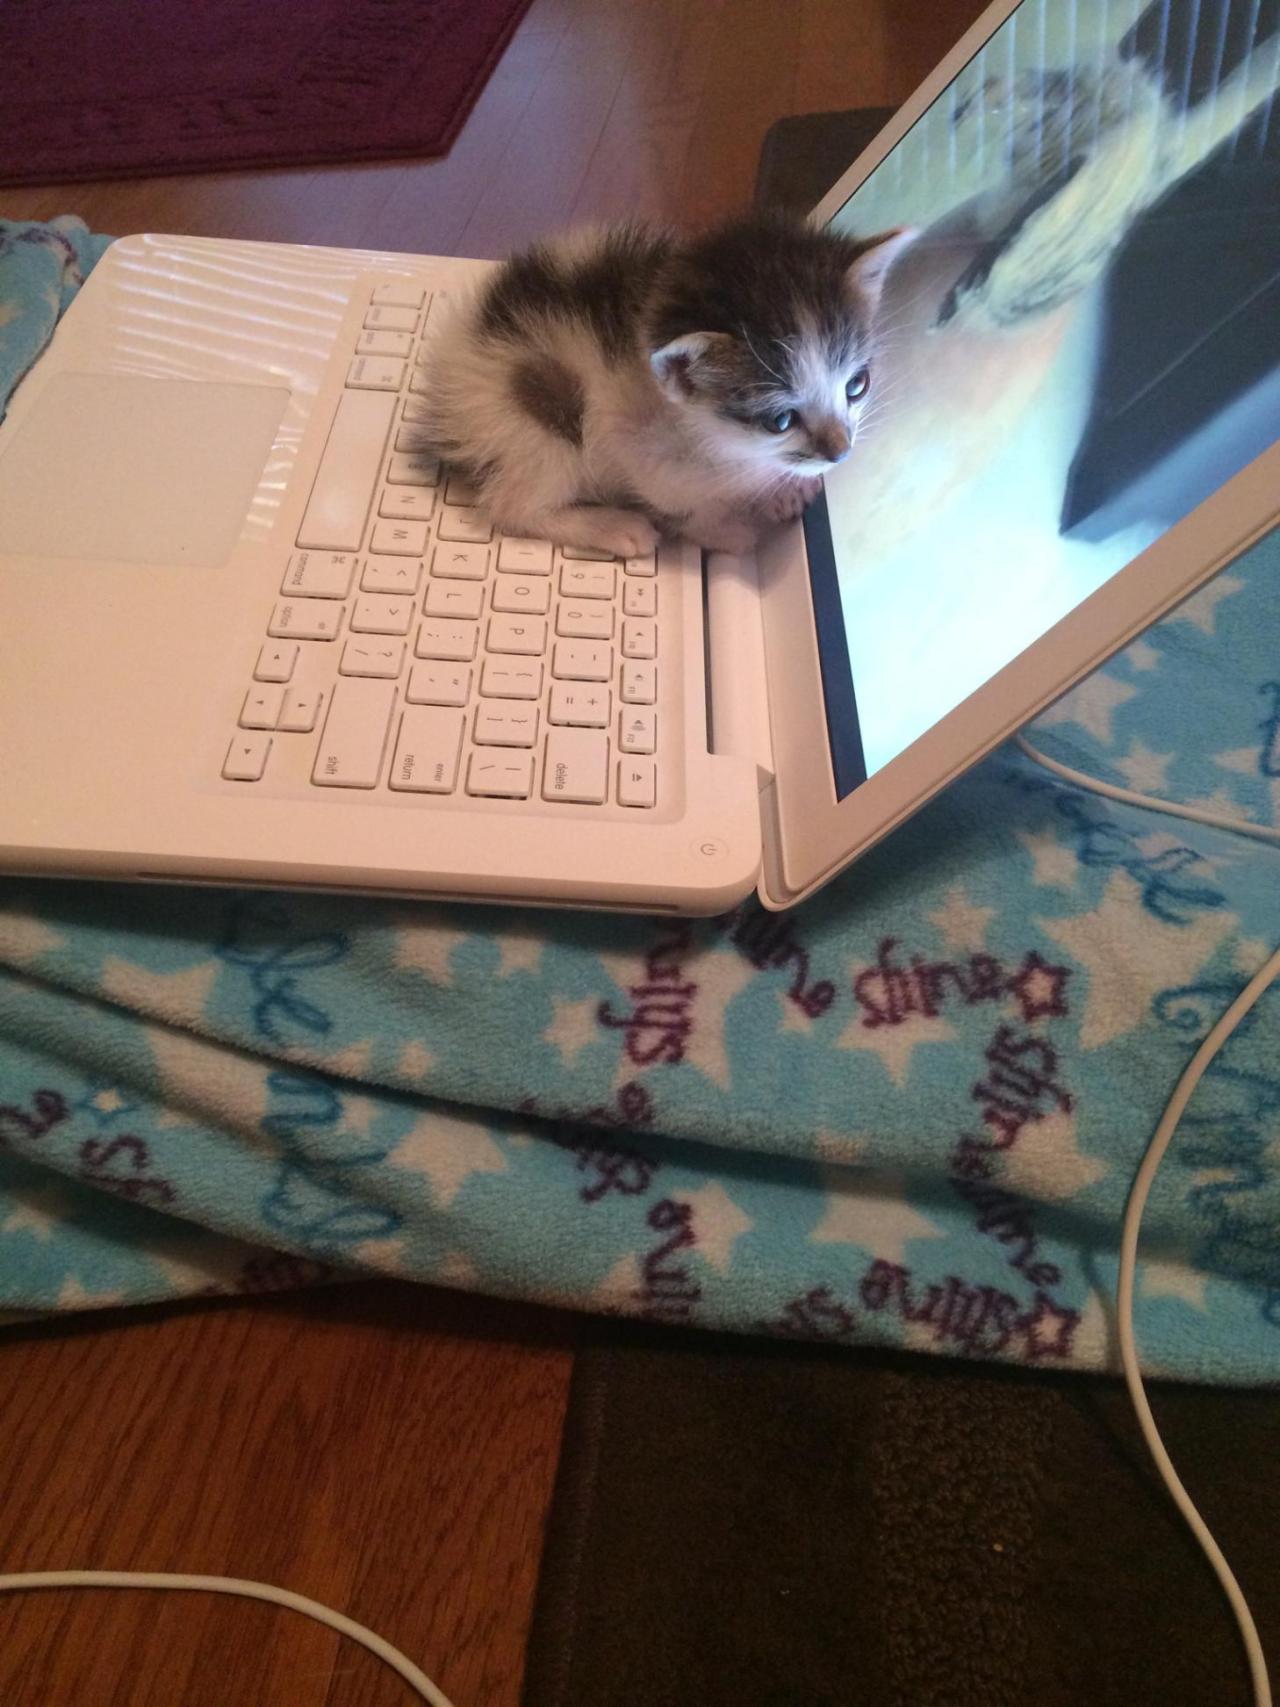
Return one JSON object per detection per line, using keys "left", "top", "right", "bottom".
{"left": 0, "top": 1570, "right": 456, "bottom": 1705}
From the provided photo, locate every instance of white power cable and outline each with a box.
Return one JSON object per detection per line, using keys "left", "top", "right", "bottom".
{"left": 1017, "top": 732, "right": 1278, "bottom": 1707}
{"left": 0, "top": 1570, "right": 457, "bottom": 1706}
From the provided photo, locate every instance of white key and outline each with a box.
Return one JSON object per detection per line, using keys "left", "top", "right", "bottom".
{"left": 346, "top": 355, "right": 405, "bottom": 392}
{"left": 424, "top": 291, "right": 450, "bottom": 328}
{"left": 623, "top": 579, "right": 657, "bottom": 617}
{"left": 312, "top": 677, "right": 396, "bottom": 787}
{"left": 467, "top": 751, "right": 534, "bottom": 799}
{"left": 401, "top": 395, "right": 431, "bottom": 423}
{"left": 432, "top": 542, "right": 490, "bottom": 581}
{"left": 621, "top": 661, "right": 657, "bottom": 703}
{"left": 474, "top": 705, "right": 540, "bottom": 747}
{"left": 296, "top": 389, "right": 395, "bottom": 552}
{"left": 407, "top": 662, "right": 470, "bottom": 706}
{"left": 543, "top": 727, "right": 609, "bottom": 804}
{"left": 268, "top": 599, "right": 342, "bottom": 641}
{"left": 362, "top": 554, "right": 422, "bottom": 594}
{"left": 223, "top": 732, "right": 271, "bottom": 781}
{"left": 445, "top": 473, "right": 480, "bottom": 505}
{"left": 394, "top": 425, "right": 438, "bottom": 459}
{"left": 623, "top": 552, "right": 657, "bottom": 577}
{"left": 497, "top": 537, "right": 553, "bottom": 575}
{"left": 356, "top": 329, "right": 413, "bottom": 358}
{"left": 437, "top": 505, "right": 492, "bottom": 544}
{"left": 557, "top": 603, "right": 614, "bottom": 641}
{"left": 425, "top": 580, "right": 484, "bottom": 619}
{"left": 341, "top": 638, "right": 404, "bottom": 678}
{"left": 620, "top": 707, "right": 656, "bottom": 754}
{"left": 364, "top": 304, "right": 418, "bottom": 333}
{"left": 371, "top": 282, "right": 427, "bottom": 309}
{"left": 618, "top": 755, "right": 657, "bottom": 808}
{"left": 370, "top": 518, "right": 428, "bottom": 556}
{"left": 389, "top": 706, "right": 464, "bottom": 793}
{"left": 491, "top": 577, "right": 550, "bottom": 616}
{"left": 487, "top": 614, "right": 547, "bottom": 655}
{"left": 561, "top": 544, "right": 615, "bottom": 562}
{"left": 378, "top": 485, "right": 435, "bottom": 522}
{"left": 279, "top": 686, "right": 324, "bottom": 732}
{"left": 408, "top": 366, "right": 431, "bottom": 394}
{"left": 282, "top": 550, "right": 355, "bottom": 598}
{"left": 387, "top": 451, "right": 438, "bottom": 486}
{"left": 550, "top": 683, "right": 610, "bottom": 728}
{"left": 622, "top": 618, "right": 657, "bottom": 658}
{"left": 254, "top": 641, "right": 297, "bottom": 683}
{"left": 480, "top": 659, "right": 543, "bottom": 700}
{"left": 416, "top": 618, "right": 476, "bottom": 661}
{"left": 560, "top": 562, "right": 614, "bottom": 599}
{"left": 240, "top": 683, "right": 285, "bottom": 729}
{"left": 553, "top": 641, "right": 612, "bottom": 682}
{"left": 351, "top": 593, "right": 414, "bottom": 635}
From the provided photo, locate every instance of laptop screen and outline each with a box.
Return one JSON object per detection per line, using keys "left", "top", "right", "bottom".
{"left": 807, "top": 0, "right": 1280, "bottom": 798}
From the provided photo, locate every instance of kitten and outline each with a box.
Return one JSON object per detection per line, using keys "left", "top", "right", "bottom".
{"left": 417, "top": 211, "right": 912, "bottom": 559}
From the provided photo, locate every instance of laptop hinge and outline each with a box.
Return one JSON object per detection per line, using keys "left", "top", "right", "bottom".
{"left": 704, "top": 548, "right": 775, "bottom": 786}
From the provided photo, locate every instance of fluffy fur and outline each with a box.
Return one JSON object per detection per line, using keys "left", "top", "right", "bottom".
{"left": 417, "top": 212, "right": 911, "bottom": 558}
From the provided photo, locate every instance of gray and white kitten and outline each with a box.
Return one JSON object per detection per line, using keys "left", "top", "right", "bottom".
{"left": 418, "top": 212, "right": 911, "bottom": 559}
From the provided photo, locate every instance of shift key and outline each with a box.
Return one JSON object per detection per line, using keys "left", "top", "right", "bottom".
{"left": 312, "top": 677, "right": 396, "bottom": 787}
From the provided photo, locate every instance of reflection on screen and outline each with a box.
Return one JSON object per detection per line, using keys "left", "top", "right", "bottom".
{"left": 810, "top": 0, "right": 1280, "bottom": 797}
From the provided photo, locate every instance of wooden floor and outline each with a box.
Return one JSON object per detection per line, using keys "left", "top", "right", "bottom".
{"left": 0, "top": 2, "right": 985, "bottom": 1703}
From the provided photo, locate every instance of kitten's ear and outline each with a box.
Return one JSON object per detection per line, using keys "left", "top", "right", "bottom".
{"left": 650, "top": 331, "right": 734, "bottom": 400}
{"left": 847, "top": 226, "right": 917, "bottom": 315}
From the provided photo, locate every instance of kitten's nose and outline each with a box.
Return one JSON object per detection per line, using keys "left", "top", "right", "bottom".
{"left": 813, "top": 424, "right": 851, "bottom": 464}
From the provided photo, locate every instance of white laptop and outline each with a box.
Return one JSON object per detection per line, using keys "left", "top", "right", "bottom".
{"left": 1, "top": 0, "right": 1277, "bottom": 915}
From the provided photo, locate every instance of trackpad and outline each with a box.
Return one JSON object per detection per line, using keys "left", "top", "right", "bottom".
{"left": 0, "top": 373, "right": 289, "bottom": 568}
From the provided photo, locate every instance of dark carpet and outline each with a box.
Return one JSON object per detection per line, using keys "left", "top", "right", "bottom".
{"left": 0, "top": 0, "right": 533, "bottom": 187}
{"left": 522, "top": 1327, "right": 1280, "bottom": 1707}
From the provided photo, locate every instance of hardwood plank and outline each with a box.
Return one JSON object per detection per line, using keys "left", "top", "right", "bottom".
{"left": 0, "top": 1285, "right": 575, "bottom": 1707}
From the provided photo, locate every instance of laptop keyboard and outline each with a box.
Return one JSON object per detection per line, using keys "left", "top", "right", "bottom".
{"left": 222, "top": 280, "right": 663, "bottom": 811}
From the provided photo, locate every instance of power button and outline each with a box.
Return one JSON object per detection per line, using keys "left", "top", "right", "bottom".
{"left": 693, "top": 838, "right": 729, "bottom": 859}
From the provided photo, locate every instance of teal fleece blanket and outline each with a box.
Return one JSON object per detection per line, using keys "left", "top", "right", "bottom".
{"left": 2, "top": 219, "right": 1278, "bottom": 1384}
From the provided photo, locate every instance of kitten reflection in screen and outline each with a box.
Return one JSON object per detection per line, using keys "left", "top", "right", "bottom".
{"left": 418, "top": 212, "right": 913, "bottom": 559}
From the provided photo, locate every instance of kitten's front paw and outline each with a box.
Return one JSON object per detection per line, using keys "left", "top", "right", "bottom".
{"left": 757, "top": 476, "right": 822, "bottom": 524}
{"left": 560, "top": 508, "right": 658, "bottom": 560}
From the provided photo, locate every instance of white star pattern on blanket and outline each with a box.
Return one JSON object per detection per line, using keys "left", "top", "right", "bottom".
{"left": 544, "top": 996, "right": 603, "bottom": 1066}
{"left": 671, "top": 1183, "right": 753, "bottom": 1274}
{"left": 810, "top": 1169, "right": 946, "bottom": 1262}
{"left": 928, "top": 884, "right": 995, "bottom": 953}
{"left": 1035, "top": 673, "right": 1138, "bottom": 745}
{"left": 1113, "top": 739, "right": 1175, "bottom": 793}
{"left": 1165, "top": 574, "right": 1244, "bottom": 636}
{"left": 387, "top": 1109, "right": 508, "bottom": 1207}
{"left": 1016, "top": 825, "right": 1079, "bottom": 889}
{"left": 1040, "top": 871, "right": 1236, "bottom": 1050}
{"left": 837, "top": 1005, "right": 957, "bottom": 1088}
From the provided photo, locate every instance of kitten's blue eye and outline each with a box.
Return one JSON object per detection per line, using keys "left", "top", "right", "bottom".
{"left": 765, "top": 410, "right": 795, "bottom": 434}
{"left": 846, "top": 367, "right": 870, "bottom": 401}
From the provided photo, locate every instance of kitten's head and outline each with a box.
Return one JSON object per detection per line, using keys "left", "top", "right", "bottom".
{"left": 647, "top": 212, "right": 913, "bottom": 477}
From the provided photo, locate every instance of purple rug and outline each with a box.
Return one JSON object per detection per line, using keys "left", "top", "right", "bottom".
{"left": 0, "top": 0, "right": 534, "bottom": 186}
